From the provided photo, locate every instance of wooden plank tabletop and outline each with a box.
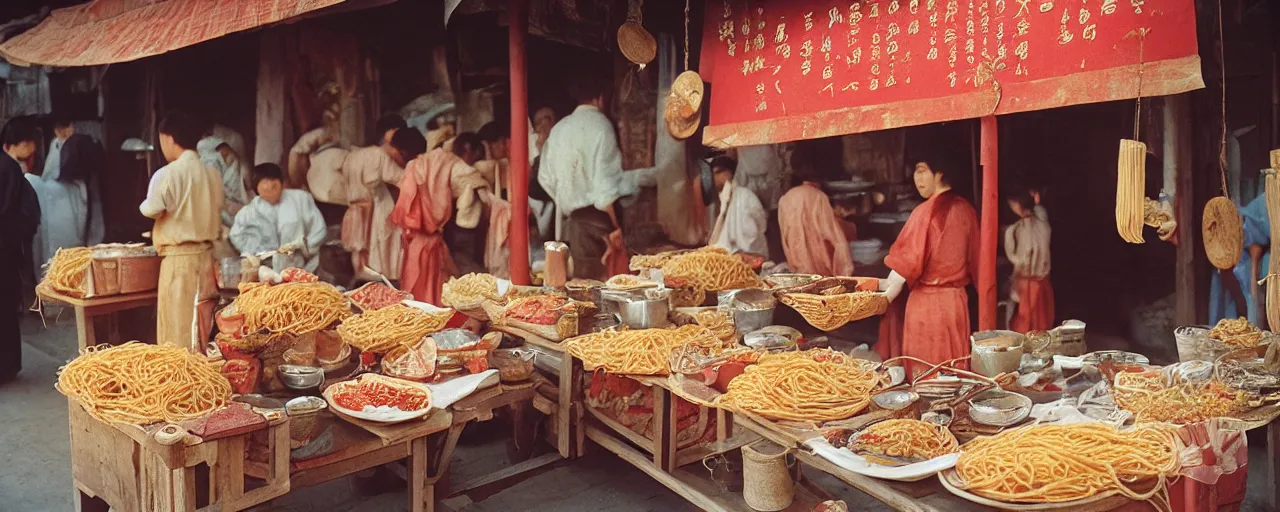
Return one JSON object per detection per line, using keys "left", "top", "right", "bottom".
{"left": 37, "top": 287, "right": 157, "bottom": 309}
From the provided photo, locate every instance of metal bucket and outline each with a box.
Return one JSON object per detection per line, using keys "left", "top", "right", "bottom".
{"left": 970, "top": 330, "right": 1026, "bottom": 377}
{"left": 605, "top": 289, "right": 670, "bottom": 329}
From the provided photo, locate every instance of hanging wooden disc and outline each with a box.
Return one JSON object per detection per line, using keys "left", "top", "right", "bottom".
{"left": 1203, "top": 196, "right": 1243, "bottom": 270}
{"left": 618, "top": 22, "right": 656, "bottom": 67}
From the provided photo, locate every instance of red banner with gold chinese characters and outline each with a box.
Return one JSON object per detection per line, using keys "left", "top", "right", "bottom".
{"left": 699, "top": 0, "right": 1203, "bottom": 147}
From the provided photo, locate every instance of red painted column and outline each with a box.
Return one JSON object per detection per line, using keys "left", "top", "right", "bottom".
{"left": 507, "top": 0, "right": 531, "bottom": 285}
{"left": 977, "top": 116, "right": 998, "bottom": 330}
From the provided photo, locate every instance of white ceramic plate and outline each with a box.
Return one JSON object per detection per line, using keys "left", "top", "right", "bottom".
{"left": 322, "top": 375, "right": 434, "bottom": 424}
{"left": 805, "top": 437, "right": 960, "bottom": 482}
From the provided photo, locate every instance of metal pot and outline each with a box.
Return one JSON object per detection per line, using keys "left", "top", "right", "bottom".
{"left": 604, "top": 289, "right": 670, "bottom": 329}
{"left": 720, "top": 289, "right": 776, "bottom": 335}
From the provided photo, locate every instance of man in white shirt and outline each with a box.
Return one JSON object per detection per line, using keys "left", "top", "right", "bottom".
{"left": 538, "top": 77, "right": 631, "bottom": 279}
{"left": 230, "top": 163, "right": 328, "bottom": 272}
{"left": 707, "top": 157, "right": 768, "bottom": 258}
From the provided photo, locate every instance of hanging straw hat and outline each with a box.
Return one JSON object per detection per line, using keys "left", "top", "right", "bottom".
{"left": 664, "top": 92, "right": 699, "bottom": 140}
{"left": 672, "top": 70, "right": 705, "bottom": 112}
{"left": 1203, "top": 196, "right": 1243, "bottom": 270}
{"left": 618, "top": 22, "right": 657, "bottom": 67}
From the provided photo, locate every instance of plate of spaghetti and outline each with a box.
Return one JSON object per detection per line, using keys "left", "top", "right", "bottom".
{"left": 716, "top": 349, "right": 882, "bottom": 423}
{"left": 941, "top": 423, "right": 1180, "bottom": 509}
{"left": 57, "top": 342, "right": 232, "bottom": 425}
{"left": 806, "top": 419, "right": 961, "bottom": 482}
{"left": 324, "top": 373, "right": 434, "bottom": 423}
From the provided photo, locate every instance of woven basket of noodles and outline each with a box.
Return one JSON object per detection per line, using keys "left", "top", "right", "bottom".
{"left": 777, "top": 277, "right": 888, "bottom": 331}
{"left": 1203, "top": 196, "right": 1243, "bottom": 270}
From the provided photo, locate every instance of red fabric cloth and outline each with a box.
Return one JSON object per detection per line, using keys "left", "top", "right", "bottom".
{"left": 390, "top": 150, "right": 457, "bottom": 306}
{"left": 881, "top": 191, "right": 978, "bottom": 374}
{"left": 1011, "top": 277, "right": 1055, "bottom": 333}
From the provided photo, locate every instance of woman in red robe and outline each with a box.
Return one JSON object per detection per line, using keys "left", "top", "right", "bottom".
{"left": 876, "top": 159, "right": 978, "bottom": 374}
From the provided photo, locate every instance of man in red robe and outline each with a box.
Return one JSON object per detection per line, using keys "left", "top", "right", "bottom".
{"left": 877, "top": 159, "right": 978, "bottom": 375}
{"left": 391, "top": 133, "right": 488, "bottom": 305}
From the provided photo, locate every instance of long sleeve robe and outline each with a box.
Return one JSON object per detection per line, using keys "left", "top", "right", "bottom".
{"left": 1004, "top": 215, "right": 1054, "bottom": 332}
{"left": 392, "top": 149, "right": 487, "bottom": 305}
{"left": 341, "top": 146, "right": 405, "bottom": 279}
{"left": 778, "top": 182, "right": 854, "bottom": 276}
{"left": 229, "top": 189, "right": 328, "bottom": 272}
{"left": 1, "top": 154, "right": 39, "bottom": 379}
{"left": 709, "top": 182, "right": 769, "bottom": 258}
{"left": 877, "top": 191, "right": 978, "bottom": 373}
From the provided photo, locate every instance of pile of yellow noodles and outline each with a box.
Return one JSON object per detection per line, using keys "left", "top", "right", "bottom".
{"left": 955, "top": 423, "right": 1179, "bottom": 504}
{"left": 851, "top": 419, "right": 959, "bottom": 463}
{"left": 1207, "top": 317, "right": 1265, "bottom": 347}
{"left": 694, "top": 309, "right": 737, "bottom": 343}
{"left": 718, "top": 349, "right": 880, "bottom": 422}
{"left": 43, "top": 247, "right": 93, "bottom": 297}
{"left": 1113, "top": 371, "right": 1249, "bottom": 424}
{"left": 564, "top": 325, "right": 717, "bottom": 375}
{"left": 630, "top": 247, "right": 727, "bottom": 271}
{"left": 441, "top": 273, "right": 501, "bottom": 308}
{"left": 236, "top": 282, "right": 352, "bottom": 334}
{"left": 57, "top": 342, "right": 232, "bottom": 424}
{"left": 337, "top": 304, "right": 451, "bottom": 354}
{"left": 661, "top": 250, "right": 761, "bottom": 292}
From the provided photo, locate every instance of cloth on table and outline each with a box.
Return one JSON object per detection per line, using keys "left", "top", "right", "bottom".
{"left": 778, "top": 182, "right": 854, "bottom": 276}
{"left": 229, "top": 189, "right": 328, "bottom": 272}
{"left": 877, "top": 190, "right": 978, "bottom": 375}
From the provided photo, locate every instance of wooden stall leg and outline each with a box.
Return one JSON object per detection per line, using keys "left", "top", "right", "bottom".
{"left": 1268, "top": 420, "right": 1280, "bottom": 511}
{"left": 652, "top": 387, "right": 677, "bottom": 473}
{"left": 172, "top": 466, "right": 197, "bottom": 512}
{"left": 74, "top": 488, "right": 109, "bottom": 512}
{"left": 557, "top": 354, "right": 574, "bottom": 458}
{"left": 572, "top": 359, "right": 585, "bottom": 457}
{"left": 74, "top": 306, "right": 95, "bottom": 351}
{"left": 410, "top": 437, "right": 430, "bottom": 512}
{"left": 716, "top": 409, "right": 733, "bottom": 443}
{"left": 214, "top": 436, "right": 247, "bottom": 506}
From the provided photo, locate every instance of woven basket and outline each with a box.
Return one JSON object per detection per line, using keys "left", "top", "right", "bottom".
{"left": 664, "top": 93, "right": 699, "bottom": 141}
{"left": 1203, "top": 196, "right": 1243, "bottom": 270}
{"left": 741, "top": 442, "right": 795, "bottom": 511}
{"left": 618, "top": 22, "right": 656, "bottom": 66}
{"left": 777, "top": 277, "right": 888, "bottom": 331}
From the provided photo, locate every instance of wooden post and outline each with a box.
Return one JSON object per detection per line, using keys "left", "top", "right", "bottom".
{"left": 1165, "top": 94, "right": 1196, "bottom": 326}
{"left": 977, "top": 116, "right": 999, "bottom": 330}
{"left": 507, "top": 0, "right": 532, "bottom": 285}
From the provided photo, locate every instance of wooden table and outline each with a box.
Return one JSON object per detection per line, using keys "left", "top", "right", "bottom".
{"left": 37, "top": 288, "right": 157, "bottom": 351}
{"left": 70, "top": 399, "right": 291, "bottom": 512}
{"left": 492, "top": 326, "right": 585, "bottom": 459}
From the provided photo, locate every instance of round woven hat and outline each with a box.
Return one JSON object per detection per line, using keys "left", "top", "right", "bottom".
{"left": 672, "top": 71, "right": 705, "bottom": 112}
{"left": 618, "top": 22, "right": 656, "bottom": 67}
{"left": 1203, "top": 196, "right": 1243, "bottom": 270}
{"left": 664, "top": 92, "right": 699, "bottom": 140}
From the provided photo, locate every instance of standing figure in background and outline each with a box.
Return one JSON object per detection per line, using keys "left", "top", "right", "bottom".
{"left": 341, "top": 127, "right": 427, "bottom": 281}
{"left": 139, "top": 111, "right": 223, "bottom": 352}
{"left": 373, "top": 113, "right": 407, "bottom": 148}
{"left": 197, "top": 135, "right": 252, "bottom": 228}
{"left": 539, "top": 75, "right": 631, "bottom": 280}
{"left": 777, "top": 171, "right": 854, "bottom": 276}
{"left": 1, "top": 118, "right": 41, "bottom": 382}
{"left": 533, "top": 107, "right": 556, "bottom": 155}
{"left": 1209, "top": 192, "right": 1271, "bottom": 325}
{"left": 392, "top": 133, "right": 490, "bottom": 305}
{"left": 1028, "top": 184, "right": 1048, "bottom": 224}
{"left": 878, "top": 159, "right": 978, "bottom": 373}
{"left": 708, "top": 156, "right": 768, "bottom": 258}
{"left": 230, "top": 164, "right": 328, "bottom": 272}
{"left": 1004, "top": 191, "right": 1054, "bottom": 332}
{"left": 30, "top": 117, "right": 105, "bottom": 267}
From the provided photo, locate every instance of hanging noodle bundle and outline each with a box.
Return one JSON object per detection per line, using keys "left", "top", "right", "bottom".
{"left": 1116, "top": 139, "right": 1146, "bottom": 244}
{"left": 1112, "top": 371, "right": 1248, "bottom": 424}
{"left": 718, "top": 349, "right": 880, "bottom": 422}
{"left": 955, "top": 423, "right": 1180, "bottom": 504}
{"left": 441, "top": 273, "right": 501, "bottom": 308}
{"left": 43, "top": 247, "right": 93, "bottom": 297}
{"left": 661, "top": 249, "right": 761, "bottom": 292}
{"left": 57, "top": 342, "right": 232, "bottom": 424}
{"left": 1265, "top": 164, "right": 1280, "bottom": 329}
{"left": 235, "top": 282, "right": 352, "bottom": 334}
{"left": 337, "top": 304, "right": 452, "bottom": 354}
{"left": 849, "top": 419, "right": 959, "bottom": 464}
{"left": 564, "top": 325, "right": 717, "bottom": 375}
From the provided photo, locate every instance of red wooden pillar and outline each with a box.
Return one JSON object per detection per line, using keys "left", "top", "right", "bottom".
{"left": 977, "top": 116, "right": 999, "bottom": 330}
{"left": 507, "top": 0, "right": 531, "bottom": 285}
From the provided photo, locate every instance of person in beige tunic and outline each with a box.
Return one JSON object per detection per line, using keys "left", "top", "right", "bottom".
{"left": 340, "top": 128, "right": 427, "bottom": 281}
{"left": 139, "top": 112, "right": 224, "bottom": 352}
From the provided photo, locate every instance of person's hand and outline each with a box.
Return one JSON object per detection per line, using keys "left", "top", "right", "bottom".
{"left": 883, "top": 271, "right": 906, "bottom": 302}
{"left": 278, "top": 240, "right": 304, "bottom": 255}
{"left": 601, "top": 229, "right": 624, "bottom": 265}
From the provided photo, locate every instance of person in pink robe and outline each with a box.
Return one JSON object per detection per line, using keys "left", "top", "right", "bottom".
{"left": 341, "top": 128, "right": 425, "bottom": 281}
{"left": 778, "top": 180, "right": 855, "bottom": 276}
{"left": 391, "top": 134, "right": 488, "bottom": 305}
{"left": 878, "top": 159, "right": 979, "bottom": 375}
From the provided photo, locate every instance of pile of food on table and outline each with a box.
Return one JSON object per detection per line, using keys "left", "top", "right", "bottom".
{"left": 45, "top": 240, "right": 1280, "bottom": 510}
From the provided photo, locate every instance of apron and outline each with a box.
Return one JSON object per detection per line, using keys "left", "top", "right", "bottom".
{"left": 157, "top": 242, "right": 217, "bottom": 353}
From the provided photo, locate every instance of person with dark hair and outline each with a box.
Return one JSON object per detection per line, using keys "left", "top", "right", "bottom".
{"left": 708, "top": 156, "right": 768, "bottom": 257}
{"left": 0, "top": 116, "right": 41, "bottom": 381}
{"left": 26, "top": 116, "right": 104, "bottom": 284}
{"left": 1004, "top": 190, "right": 1054, "bottom": 332}
{"left": 392, "top": 132, "right": 492, "bottom": 304}
{"left": 539, "top": 72, "right": 632, "bottom": 280}
{"left": 877, "top": 158, "right": 979, "bottom": 374}
{"left": 777, "top": 166, "right": 854, "bottom": 276}
{"left": 375, "top": 113, "right": 408, "bottom": 147}
{"left": 229, "top": 163, "right": 327, "bottom": 273}
{"left": 139, "top": 110, "right": 223, "bottom": 352}
{"left": 341, "top": 126, "right": 427, "bottom": 282}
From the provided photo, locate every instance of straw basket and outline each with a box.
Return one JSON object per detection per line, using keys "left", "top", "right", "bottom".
{"left": 1174, "top": 325, "right": 1242, "bottom": 363}
{"left": 777, "top": 277, "right": 888, "bottom": 331}
{"left": 618, "top": 22, "right": 657, "bottom": 66}
{"left": 1203, "top": 196, "right": 1243, "bottom": 270}
{"left": 741, "top": 441, "right": 795, "bottom": 511}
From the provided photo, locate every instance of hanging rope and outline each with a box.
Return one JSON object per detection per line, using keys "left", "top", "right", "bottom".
{"left": 1132, "top": 30, "right": 1145, "bottom": 142}
{"left": 683, "top": 0, "right": 691, "bottom": 70}
{"left": 1216, "top": 0, "right": 1229, "bottom": 198}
